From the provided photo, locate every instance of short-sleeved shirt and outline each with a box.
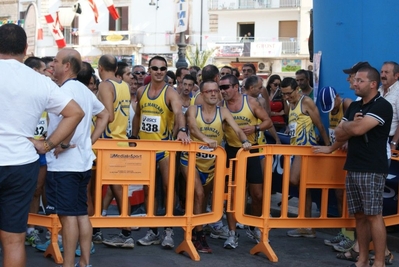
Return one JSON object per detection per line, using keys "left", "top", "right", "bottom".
{"left": 343, "top": 93, "right": 392, "bottom": 173}
{"left": 0, "top": 59, "right": 71, "bottom": 166}
{"left": 47, "top": 80, "right": 105, "bottom": 172}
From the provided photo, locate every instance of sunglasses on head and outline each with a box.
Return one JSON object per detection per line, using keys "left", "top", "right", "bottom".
{"left": 133, "top": 71, "right": 146, "bottom": 75}
{"left": 219, "top": 84, "right": 236, "bottom": 90}
{"left": 150, "top": 66, "right": 167, "bottom": 71}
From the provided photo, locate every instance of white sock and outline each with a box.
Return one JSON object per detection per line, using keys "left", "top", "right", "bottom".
{"left": 102, "top": 210, "right": 107, "bottom": 216}
{"left": 26, "top": 227, "right": 35, "bottom": 235}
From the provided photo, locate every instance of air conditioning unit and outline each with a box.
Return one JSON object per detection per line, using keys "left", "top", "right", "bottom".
{"left": 257, "top": 61, "right": 270, "bottom": 72}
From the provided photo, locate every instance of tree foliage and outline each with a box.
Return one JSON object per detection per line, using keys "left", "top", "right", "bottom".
{"left": 185, "top": 44, "right": 216, "bottom": 68}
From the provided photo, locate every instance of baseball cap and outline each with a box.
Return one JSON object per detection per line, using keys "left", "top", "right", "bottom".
{"left": 319, "top": 86, "right": 337, "bottom": 113}
{"left": 342, "top": 61, "right": 371, "bottom": 74}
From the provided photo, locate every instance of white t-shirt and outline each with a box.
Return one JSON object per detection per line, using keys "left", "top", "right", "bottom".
{"left": 46, "top": 80, "right": 105, "bottom": 172}
{"left": 0, "top": 59, "right": 71, "bottom": 166}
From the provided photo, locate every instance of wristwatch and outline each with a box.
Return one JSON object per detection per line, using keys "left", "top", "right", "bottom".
{"left": 60, "top": 143, "right": 70, "bottom": 149}
{"left": 255, "top": 125, "right": 260, "bottom": 132}
{"left": 178, "top": 127, "right": 188, "bottom": 133}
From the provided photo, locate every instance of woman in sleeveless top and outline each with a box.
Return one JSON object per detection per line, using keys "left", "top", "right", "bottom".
{"left": 267, "top": 74, "right": 287, "bottom": 132}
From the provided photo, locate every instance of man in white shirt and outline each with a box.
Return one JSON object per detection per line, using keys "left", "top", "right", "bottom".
{"left": 378, "top": 61, "right": 399, "bottom": 150}
{"left": 46, "top": 48, "right": 109, "bottom": 267}
{"left": 0, "top": 24, "right": 84, "bottom": 267}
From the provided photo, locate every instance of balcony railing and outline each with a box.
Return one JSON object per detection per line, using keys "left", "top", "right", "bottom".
{"left": 208, "top": 0, "right": 300, "bottom": 10}
{"left": 279, "top": 37, "right": 299, "bottom": 54}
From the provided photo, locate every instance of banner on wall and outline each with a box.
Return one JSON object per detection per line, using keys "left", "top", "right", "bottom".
{"left": 250, "top": 42, "right": 282, "bottom": 57}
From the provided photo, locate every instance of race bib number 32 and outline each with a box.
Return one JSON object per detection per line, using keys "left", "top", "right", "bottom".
{"left": 141, "top": 115, "right": 161, "bottom": 133}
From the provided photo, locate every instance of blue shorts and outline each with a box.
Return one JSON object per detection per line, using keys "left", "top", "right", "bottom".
{"left": 45, "top": 170, "right": 92, "bottom": 216}
{"left": 156, "top": 151, "right": 169, "bottom": 163}
{"left": 0, "top": 160, "right": 39, "bottom": 232}
{"left": 39, "top": 154, "right": 47, "bottom": 166}
{"left": 180, "top": 158, "right": 214, "bottom": 185}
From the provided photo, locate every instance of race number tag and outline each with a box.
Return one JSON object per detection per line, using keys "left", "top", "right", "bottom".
{"left": 140, "top": 115, "right": 161, "bottom": 133}
{"left": 288, "top": 122, "right": 297, "bottom": 138}
{"left": 34, "top": 116, "right": 48, "bottom": 138}
{"left": 329, "top": 128, "right": 336, "bottom": 144}
{"left": 196, "top": 145, "right": 215, "bottom": 159}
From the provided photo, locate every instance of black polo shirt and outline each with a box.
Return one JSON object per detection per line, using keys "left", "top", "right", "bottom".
{"left": 342, "top": 93, "right": 393, "bottom": 173}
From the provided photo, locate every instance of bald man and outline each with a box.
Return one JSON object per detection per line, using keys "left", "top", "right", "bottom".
{"left": 46, "top": 48, "right": 109, "bottom": 267}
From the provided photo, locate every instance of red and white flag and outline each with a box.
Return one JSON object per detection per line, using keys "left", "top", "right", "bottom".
{"left": 88, "top": 0, "right": 99, "bottom": 23}
{"left": 103, "top": 0, "right": 120, "bottom": 20}
{"left": 44, "top": 14, "right": 66, "bottom": 48}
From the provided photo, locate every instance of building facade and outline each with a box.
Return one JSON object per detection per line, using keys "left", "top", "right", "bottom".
{"left": 1, "top": 0, "right": 312, "bottom": 75}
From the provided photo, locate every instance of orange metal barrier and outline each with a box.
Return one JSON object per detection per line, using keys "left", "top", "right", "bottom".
{"left": 228, "top": 145, "right": 399, "bottom": 262}
{"left": 29, "top": 139, "right": 226, "bottom": 263}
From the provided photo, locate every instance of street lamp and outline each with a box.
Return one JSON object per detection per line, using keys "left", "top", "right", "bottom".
{"left": 175, "top": 0, "right": 189, "bottom": 68}
{"left": 176, "top": 32, "right": 188, "bottom": 68}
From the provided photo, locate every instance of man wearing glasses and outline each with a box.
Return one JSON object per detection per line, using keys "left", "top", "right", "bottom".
{"left": 132, "top": 55, "right": 190, "bottom": 249}
{"left": 181, "top": 80, "right": 251, "bottom": 253}
{"left": 219, "top": 74, "right": 273, "bottom": 249}
{"left": 132, "top": 65, "right": 147, "bottom": 87}
{"left": 281, "top": 77, "right": 329, "bottom": 239}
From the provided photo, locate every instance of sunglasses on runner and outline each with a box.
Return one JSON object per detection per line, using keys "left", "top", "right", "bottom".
{"left": 133, "top": 71, "right": 146, "bottom": 75}
{"left": 150, "top": 66, "right": 167, "bottom": 71}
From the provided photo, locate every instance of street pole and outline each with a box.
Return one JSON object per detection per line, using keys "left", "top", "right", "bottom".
{"left": 200, "top": 0, "right": 203, "bottom": 51}
{"left": 176, "top": 32, "right": 188, "bottom": 68}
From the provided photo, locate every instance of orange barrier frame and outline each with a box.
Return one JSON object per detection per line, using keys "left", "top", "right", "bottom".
{"left": 29, "top": 139, "right": 226, "bottom": 263}
{"left": 228, "top": 145, "right": 399, "bottom": 262}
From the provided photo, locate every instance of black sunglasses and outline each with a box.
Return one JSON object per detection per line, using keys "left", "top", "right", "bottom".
{"left": 133, "top": 71, "right": 146, "bottom": 75}
{"left": 150, "top": 66, "right": 167, "bottom": 71}
{"left": 219, "top": 84, "right": 236, "bottom": 90}
{"left": 272, "top": 83, "right": 280, "bottom": 87}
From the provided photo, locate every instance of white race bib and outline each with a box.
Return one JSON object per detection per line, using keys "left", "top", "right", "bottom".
{"left": 196, "top": 145, "right": 215, "bottom": 159}
{"left": 34, "top": 116, "right": 47, "bottom": 138}
{"left": 329, "top": 128, "right": 336, "bottom": 144}
{"left": 288, "top": 122, "right": 297, "bottom": 138}
{"left": 140, "top": 115, "right": 161, "bottom": 133}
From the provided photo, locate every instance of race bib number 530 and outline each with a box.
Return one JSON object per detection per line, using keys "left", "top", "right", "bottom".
{"left": 141, "top": 115, "right": 161, "bottom": 133}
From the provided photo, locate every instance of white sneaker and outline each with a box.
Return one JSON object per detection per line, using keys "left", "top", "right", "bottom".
{"left": 246, "top": 227, "right": 261, "bottom": 243}
{"left": 137, "top": 230, "right": 161, "bottom": 246}
{"left": 223, "top": 230, "right": 239, "bottom": 249}
{"left": 161, "top": 228, "right": 174, "bottom": 248}
{"left": 209, "top": 225, "right": 229, "bottom": 240}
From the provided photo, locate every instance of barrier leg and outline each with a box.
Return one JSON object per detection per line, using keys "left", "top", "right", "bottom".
{"left": 175, "top": 226, "right": 200, "bottom": 261}
{"left": 250, "top": 229, "right": 278, "bottom": 262}
{"left": 44, "top": 215, "right": 63, "bottom": 264}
